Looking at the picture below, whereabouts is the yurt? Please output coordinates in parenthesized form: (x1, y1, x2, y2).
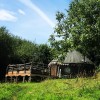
(49, 50, 95, 78)
(59, 50, 95, 77)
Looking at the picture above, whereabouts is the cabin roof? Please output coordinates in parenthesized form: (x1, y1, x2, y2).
(64, 50, 93, 64)
(48, 59, 61, 67)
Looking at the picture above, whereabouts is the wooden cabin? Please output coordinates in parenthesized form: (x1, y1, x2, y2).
(5, 63, 49, 82)
(48, 50, 95, 78)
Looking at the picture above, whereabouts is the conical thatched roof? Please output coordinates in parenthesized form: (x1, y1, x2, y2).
(64, 50, 93, 64)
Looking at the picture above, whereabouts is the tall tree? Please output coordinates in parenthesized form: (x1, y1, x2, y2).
(0, 27, 14, 65)
(49, 0, 100, 64)
(0, 27, 14, 80)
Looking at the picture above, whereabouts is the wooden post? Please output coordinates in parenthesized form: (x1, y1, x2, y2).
(14, 77, 16, 83)
(11, 76, 13, 83)
(70, 74, 72, 78)
(16, 76, 18, 83)
(23, 76, 25, 83)
(29, 65, 32, 82)
(5, 76, 7, 82)
(59, 69, 61, 78)
(28, 76, 31, 82)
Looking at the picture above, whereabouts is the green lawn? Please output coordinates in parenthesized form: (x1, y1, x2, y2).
(0, 74, 100, 100)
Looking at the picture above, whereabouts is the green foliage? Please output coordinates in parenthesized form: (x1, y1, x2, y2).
(0, 27, 36, 64)
(67, 0, 100, 61)
(0, 26, 53, 65)
(49, 0, 100, 64)
(34, 44, 53, 64)
(0, 27, 15, 80)
(15, 40, 37, 63)
(0, 27, 14, 65)
(0, 76, 100, 100)
(0, 83, 24, 100)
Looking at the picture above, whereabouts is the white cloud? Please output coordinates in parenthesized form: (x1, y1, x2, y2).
(19, 0, 55, 28)
(18, 9, 25, 15)
(0, 9, 17, 22)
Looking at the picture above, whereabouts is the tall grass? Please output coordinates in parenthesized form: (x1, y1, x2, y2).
(0, 73, 100, 100)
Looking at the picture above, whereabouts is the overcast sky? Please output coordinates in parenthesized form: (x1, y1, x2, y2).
(0, 0, 72, 44)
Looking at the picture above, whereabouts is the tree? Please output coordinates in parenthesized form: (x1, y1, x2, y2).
(15, 40, 37, 63)
(0, 27, 14, 80)
(0, 27, 14, 65)
(49, 0, 100, 64)
(32, 44, 53, 65)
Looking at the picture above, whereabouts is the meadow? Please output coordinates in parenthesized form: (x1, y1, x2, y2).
(0, 73, 100, 100)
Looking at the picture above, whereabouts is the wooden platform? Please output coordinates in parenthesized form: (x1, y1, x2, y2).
(5, 63, 49, 82)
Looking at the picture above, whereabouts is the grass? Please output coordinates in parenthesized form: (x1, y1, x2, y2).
(0, 73, 100, 100)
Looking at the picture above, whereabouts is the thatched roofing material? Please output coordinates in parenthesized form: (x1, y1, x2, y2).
(64, 50, 93, 64)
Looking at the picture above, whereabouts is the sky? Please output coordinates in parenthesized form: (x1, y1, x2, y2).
(0, 0, 72, 44)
